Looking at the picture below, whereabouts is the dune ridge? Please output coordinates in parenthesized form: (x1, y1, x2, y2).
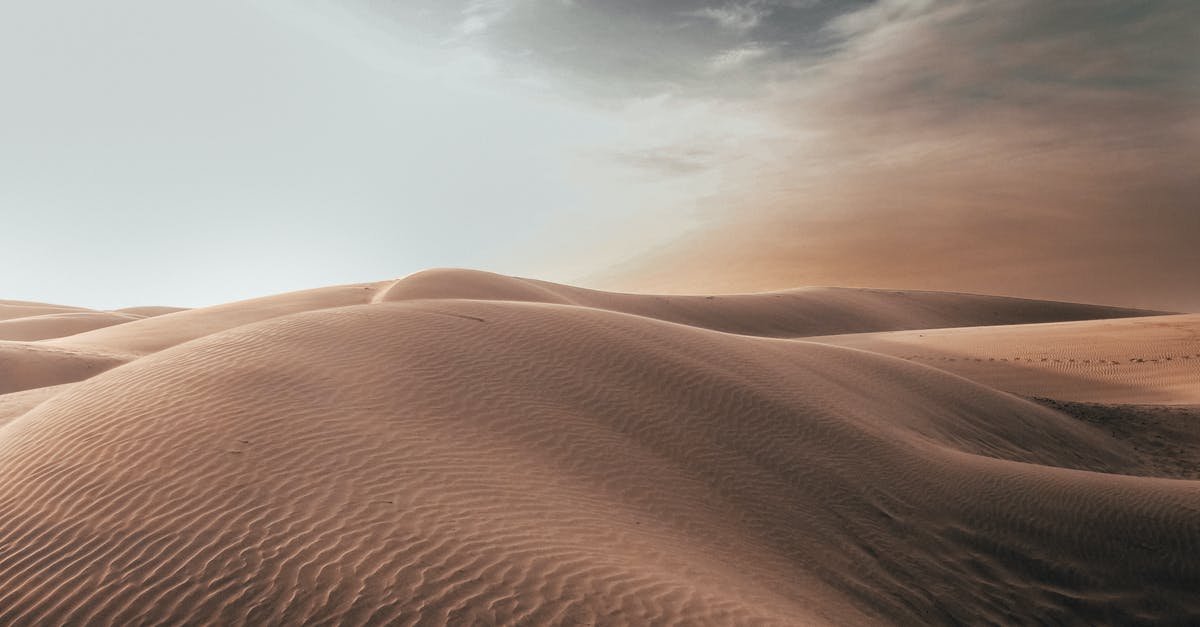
(381, 269, 1166, 338)
(0, 270, 1194, 625)
(7, 268, 1159, 400)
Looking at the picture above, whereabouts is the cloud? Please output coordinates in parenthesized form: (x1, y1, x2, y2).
(353, 0, 867, 97)
(824, 0, 935, 38)
(456, 0, 513, 36)
(709, 43, 772, 70)
(689, 2, 769, 31)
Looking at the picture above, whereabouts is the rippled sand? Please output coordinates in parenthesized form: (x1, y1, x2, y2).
(0, 270, 1195, 624)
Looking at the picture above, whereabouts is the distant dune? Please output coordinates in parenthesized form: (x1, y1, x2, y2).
(0, 269, 1195, 624)
(810, 315, 1200, 404)
(0, 311, 145, 342)
(0, 299, 95, 321)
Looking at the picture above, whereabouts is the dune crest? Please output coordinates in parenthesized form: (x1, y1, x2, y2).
(381, 269, 1165, 338)
(0, 271, 1194, 625)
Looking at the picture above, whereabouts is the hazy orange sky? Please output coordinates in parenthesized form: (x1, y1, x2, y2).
(1, 1, 1196, 310)
(590, 0, 1200, 311)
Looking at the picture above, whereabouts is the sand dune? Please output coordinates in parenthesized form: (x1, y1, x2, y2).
(114, 305, 189, 318)
(810, 315, 1200, 404)
(0, 297, 184, 341)
(0, 304, 186, 393)
(383, 269, 1163, 338)
(51, 282, 389, 356)
(38, 268, 1157, 368)
(0, 383, 73, 428)
(0, 271, 1195, 624)
(1032, 399, 1200, 480)
(0, 299, 93, 322)
(0, 311, 145, 341)
(0, 341, 128, 395)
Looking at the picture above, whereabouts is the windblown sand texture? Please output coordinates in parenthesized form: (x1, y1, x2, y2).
(0, 269, 1196, 625)
(809, 315, 1200, 404)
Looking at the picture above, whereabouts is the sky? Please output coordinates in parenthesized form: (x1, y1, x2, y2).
(1, 0, 1197, 310)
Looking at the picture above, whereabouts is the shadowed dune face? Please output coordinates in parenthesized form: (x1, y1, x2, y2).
(0, 302, 190, 396)
(0, 342, 127, 395)
(0, 271, 1196, 624)
(1032, 399, 1200, 480)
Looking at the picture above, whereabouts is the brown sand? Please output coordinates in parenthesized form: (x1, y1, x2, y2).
(0, 311, 146, 341)
(0, 342, 127, 395)
(0, 301, 188, 394)
(0, 299, 93, 322)
(383, 269, 1162, 338)
(0, 270, 1195, 624)
(809, 315, 1200, 404)
(1030, 399, 1200, 479)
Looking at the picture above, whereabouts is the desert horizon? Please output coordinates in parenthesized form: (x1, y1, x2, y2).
(3, 0, 1197, 624)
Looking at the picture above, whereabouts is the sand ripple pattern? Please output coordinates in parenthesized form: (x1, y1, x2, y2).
(0, 296, 1196, 625)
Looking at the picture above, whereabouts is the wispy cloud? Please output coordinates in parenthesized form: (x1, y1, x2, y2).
(456, 0, 513, 36)
(709, 43, 772, 70)
(688, 2, 769, 31)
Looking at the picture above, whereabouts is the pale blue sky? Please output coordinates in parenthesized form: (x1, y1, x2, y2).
(2, 1, 1196, 310)
(0, 0, 730, 308)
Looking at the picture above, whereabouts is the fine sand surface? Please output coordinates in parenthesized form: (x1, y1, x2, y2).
(0, 299, 93, 322)
(0, 311, 145, 342)
(809, 315, 1200, 404)
(0, 301, 186, 394)
(0, 269, 1195, 625)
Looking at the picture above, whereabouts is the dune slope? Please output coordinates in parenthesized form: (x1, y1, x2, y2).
(0, 299, 94, 322)
(0, 311, 144, 341)
(809, 315, 1200, 404)
(50, 282, 389, 356)
(10, 269, 1153, 404)
(1032, 398, 1200, 479)
(0, 297, 1196, 625)
(0, 303, 191, 393)
(0, 342, 128, 395)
